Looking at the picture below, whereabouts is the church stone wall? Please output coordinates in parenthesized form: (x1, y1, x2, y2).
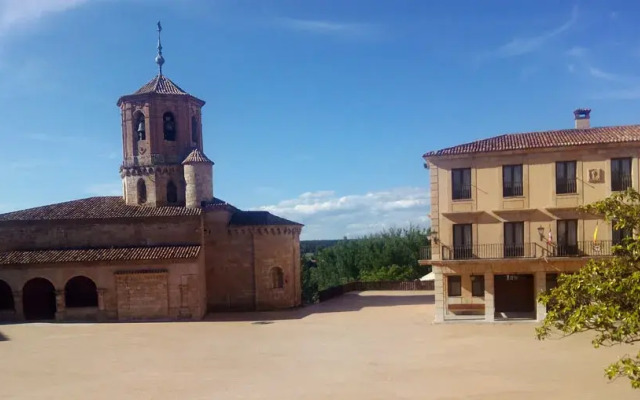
(0, 216, 201, 251)
(0, 255, 206, 321)
(202, 210, 256, 310)
(253, 229, 301, 310)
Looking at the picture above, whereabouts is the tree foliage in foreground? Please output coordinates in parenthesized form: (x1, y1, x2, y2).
(536, 188, 640, 388)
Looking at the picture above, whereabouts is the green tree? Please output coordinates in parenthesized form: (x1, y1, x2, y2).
(536, 188, 640, 388)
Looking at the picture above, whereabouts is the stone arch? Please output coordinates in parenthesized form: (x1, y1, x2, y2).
(271, 267, 284, 289)
(64, 276, 98, 308)
(163, 111, 176, 141)
(167, 180, 178, 204)
(191, 115, 199, 144)
(133, 111, 146, 141)
(23, 278, 56, 320)
(137, 178, 147, 204)
(0, 280, 14, 311)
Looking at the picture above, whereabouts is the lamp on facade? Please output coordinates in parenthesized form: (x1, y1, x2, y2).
(537, 226, 545, 241)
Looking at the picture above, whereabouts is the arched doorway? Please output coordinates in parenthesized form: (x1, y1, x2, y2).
(65, 276, 98, 308)
(0, 280, 14, 311)
(23, 278, 56, 320)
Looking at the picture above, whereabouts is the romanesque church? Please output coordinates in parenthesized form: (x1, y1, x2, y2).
(0, 25, 302, 322)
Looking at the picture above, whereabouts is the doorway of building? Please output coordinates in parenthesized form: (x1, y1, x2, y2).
(23, 278, 56, 320)
(494, 274, 534, 316)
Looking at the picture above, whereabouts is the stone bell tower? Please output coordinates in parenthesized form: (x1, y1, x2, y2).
(117, 22, 211, 207)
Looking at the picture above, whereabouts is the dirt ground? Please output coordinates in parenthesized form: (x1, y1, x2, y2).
(0, 291, 637, 399)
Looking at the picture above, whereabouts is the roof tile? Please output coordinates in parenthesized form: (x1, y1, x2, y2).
(424, 125, 640, 157)
(134, 74, 189, 95)
(0, 196, 201, 222)
(0, 245, 200, 266)
(182, 148, 214, 164)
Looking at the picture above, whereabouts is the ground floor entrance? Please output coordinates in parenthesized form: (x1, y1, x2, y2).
(494, 274, 534, 315)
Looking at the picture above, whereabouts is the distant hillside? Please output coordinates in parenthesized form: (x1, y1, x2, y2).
(301, 240, 341, 254)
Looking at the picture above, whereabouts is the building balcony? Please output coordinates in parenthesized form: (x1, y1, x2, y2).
(438, 241, 615, 261)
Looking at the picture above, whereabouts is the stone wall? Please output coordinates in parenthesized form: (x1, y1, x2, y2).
(0, 216, 201, 251)
(0, 256, 206, 321)
(202, 209, 302, 311)
(203, 210, 255, 310)
(253, 227, 301, 310)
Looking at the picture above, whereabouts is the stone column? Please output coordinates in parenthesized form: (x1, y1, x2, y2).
(535, 271, 546, 321)
(12, 290, 24, 321)
(484, 271, 495, 322)
(55, 290, 65, 322)
(97, 289, 107, 322)
(434, 268, 444, 323)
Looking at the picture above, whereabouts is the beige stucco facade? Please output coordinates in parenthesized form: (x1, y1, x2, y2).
(422, 115, 640, 322)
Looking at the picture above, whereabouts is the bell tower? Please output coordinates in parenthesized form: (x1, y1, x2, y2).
(117, 22, 209, 207)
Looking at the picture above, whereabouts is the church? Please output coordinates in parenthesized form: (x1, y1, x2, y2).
(0, 24, 302, 322)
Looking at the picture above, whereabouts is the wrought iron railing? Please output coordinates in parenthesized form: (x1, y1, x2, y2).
(419, 246, 432, 260)
(612, 174, 632, 191)
(503, 182, 523, 197)
(556, 178, 577, 194)
(440, 241, 614, 260)
(452, 185, 471, 200)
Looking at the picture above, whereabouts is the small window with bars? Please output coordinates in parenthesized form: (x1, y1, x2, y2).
(447, 275, 461, 297)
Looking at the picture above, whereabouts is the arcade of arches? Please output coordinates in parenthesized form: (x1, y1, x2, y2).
(1, 276, 101, 321)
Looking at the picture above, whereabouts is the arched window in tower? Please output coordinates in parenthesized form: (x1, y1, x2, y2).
(163, 112, 176, 141)
(135, 113, 146, 141)
(166, 180, 178, 204)
(191, 116, 199, 145)
(137, 179, 147, 204)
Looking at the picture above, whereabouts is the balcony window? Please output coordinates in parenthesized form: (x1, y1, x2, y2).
(447, 275, 461, 297)
(557, 220, 578, 256)
(504, 222, 524, 257)
(612, 222, 633, 246)
(452, 168, 471, 200)
(453, 224, 472, 260)
(556, 161, 577, 194)
(503, 164, 523, 197)
(471, 275, 485, 297)
(611, 158, 632, 191)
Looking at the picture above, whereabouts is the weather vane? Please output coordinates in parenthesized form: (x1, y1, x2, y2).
(155, 21, 165, 75)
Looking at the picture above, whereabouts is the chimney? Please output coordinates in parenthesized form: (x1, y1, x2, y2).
(573, 108, 591, 129)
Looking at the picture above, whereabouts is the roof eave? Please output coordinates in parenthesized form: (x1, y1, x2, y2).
(116, 93, 206, 107)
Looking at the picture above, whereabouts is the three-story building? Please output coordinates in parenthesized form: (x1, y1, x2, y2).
(421, 109, 638, 322)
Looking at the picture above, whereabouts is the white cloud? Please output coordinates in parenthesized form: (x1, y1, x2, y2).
(566, 46, 587, 58)
(490, 6, 578, 59)
(588, 66, 632, 83)
(86, 182, 122, 196)
(0, 0, 91, 37)
(277, 17, 381, 39)
(259, 187, 430, 240)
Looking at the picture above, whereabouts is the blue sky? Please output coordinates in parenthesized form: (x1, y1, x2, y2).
(1, 0, 639, 239)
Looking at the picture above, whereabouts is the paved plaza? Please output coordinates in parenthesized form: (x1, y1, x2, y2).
(0, 291, 636, 399)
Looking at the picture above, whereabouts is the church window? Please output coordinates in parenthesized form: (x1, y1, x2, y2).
(167, 180, 178, 203)
(163, 112, 176, 141)
(271, 267, 284, 289)
(135, 113, 146, 141)
(137, 179, 147, 204)
(191, 116, 199, 144)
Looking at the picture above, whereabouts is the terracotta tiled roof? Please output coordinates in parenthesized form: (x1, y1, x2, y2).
(0, 197, 201, 222)
(182, 148, 214, 164)
(133, 74, 188, 95)
(423, 125, 640, 157)
(0, 245, 200, 266)
(229, 211, 302, 226)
